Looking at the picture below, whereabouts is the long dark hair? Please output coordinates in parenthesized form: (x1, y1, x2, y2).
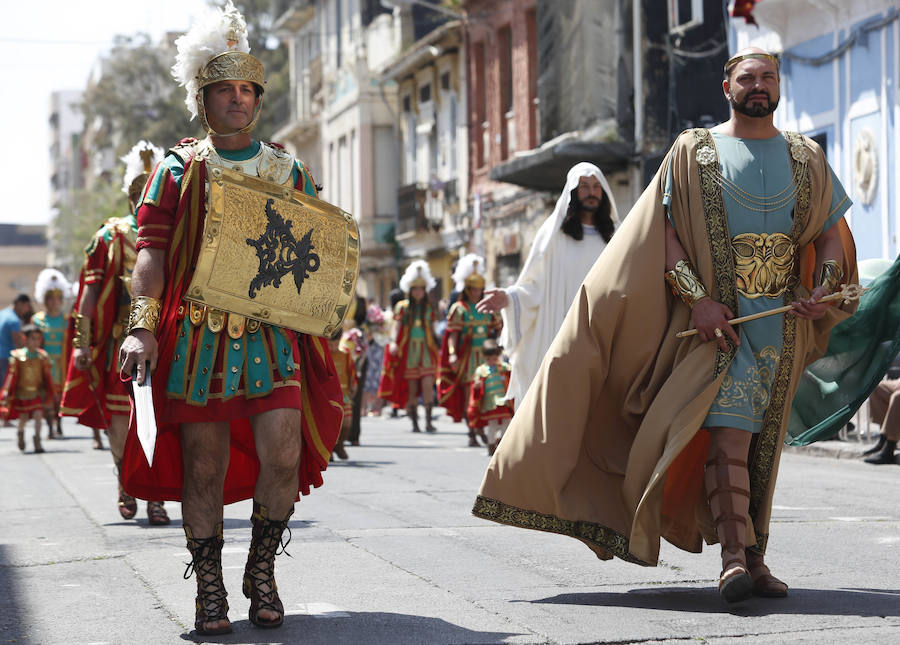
(560, 188, 614, 243)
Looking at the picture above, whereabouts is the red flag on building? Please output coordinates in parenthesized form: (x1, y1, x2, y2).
(731, 0, 760, 26)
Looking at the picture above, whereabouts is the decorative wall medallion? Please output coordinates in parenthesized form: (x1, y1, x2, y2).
(853, 128, 878, 205)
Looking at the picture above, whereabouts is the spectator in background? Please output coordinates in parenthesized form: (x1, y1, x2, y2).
(863, 378, 900, 465)
(0, 294, 31, 384)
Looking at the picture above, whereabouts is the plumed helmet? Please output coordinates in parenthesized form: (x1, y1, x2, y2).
(399, 260, 436, 293)
(34, 268, 71, 305)
(121, 140, 164, 207)
(171, 0, 265, 135)
(452, 253, 486, 292)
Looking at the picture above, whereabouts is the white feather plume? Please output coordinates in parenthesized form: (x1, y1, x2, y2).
(171, 0, 251, 119)
(452, 253, 486, 292)
(399, 260, 436, 293)
(34, 268, 71, 305)
(121, 140, 164, 196)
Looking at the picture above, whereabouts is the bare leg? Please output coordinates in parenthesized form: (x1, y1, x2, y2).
(249, 407, 302, 624)
(16, 415, 26, 451)
(406, 379, 421, 432)
(32, 411, 44, 453)
(181, 421, 230, 537)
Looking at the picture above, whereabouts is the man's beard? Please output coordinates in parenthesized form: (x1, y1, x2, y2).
(575, 196, 600, 213)
(730, 91, 779, 117)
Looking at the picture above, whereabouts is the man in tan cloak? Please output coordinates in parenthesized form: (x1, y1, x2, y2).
(473, 48, 858, 603)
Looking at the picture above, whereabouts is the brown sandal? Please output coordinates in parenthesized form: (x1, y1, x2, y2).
(118, 485, 138, 520)
(147, 501, 170, 526)
(746, 550, 789, 598)
(244, 503, 292, 629)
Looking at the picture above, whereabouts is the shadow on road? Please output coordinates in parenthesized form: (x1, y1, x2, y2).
(0, 545, 28, 642)
(179, 612, 519, 644)
(529, 586, 900, 617)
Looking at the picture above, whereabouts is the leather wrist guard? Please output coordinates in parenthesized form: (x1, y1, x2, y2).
(665, 259, 709, 308)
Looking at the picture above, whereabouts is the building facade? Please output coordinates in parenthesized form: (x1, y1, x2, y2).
(733, 0, 900, 263)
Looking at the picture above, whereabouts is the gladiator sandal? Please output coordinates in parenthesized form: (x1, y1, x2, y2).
(467, 422, 479, 447)
(705, 452, 753, 603)
(183, 523, 231, 636)
(745, 548, 789, 598)
(424, 404, 436, 432)
(407, 404, 421, 433)
(33, 432, 44, 454)
(147, 501, 171, 525)
(243, 502, 292, 629)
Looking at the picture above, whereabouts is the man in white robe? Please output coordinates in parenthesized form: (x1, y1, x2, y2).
(477, 162, 618, 403)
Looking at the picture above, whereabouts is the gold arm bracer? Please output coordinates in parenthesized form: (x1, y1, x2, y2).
(127, 296, 162, 336)
(818, 259, 844, 295)
(665, 259, 710, 308)
(72, 313, 92, 349)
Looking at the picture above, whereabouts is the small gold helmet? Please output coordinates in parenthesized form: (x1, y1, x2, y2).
(453, 253, 487, 293)
(172, 1, 266, 136)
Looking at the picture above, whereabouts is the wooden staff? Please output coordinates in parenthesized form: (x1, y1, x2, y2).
(675, 283, 866, 339)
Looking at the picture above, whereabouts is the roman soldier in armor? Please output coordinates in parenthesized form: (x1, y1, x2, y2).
(117, 2, 344, 635)
(61, 140, 170, 525)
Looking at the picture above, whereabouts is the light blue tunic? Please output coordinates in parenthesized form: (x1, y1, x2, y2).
(666, 132, 850, 432)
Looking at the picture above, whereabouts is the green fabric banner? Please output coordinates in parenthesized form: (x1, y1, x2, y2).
(787, 255, 900, 446)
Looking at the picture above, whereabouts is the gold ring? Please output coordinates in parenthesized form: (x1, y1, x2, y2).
(714, 328, 723, 338)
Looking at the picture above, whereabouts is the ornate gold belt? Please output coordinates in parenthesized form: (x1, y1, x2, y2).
(732, 232, 796, 299)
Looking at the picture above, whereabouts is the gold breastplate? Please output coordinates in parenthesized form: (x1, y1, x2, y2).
(732, 232, 795, 299)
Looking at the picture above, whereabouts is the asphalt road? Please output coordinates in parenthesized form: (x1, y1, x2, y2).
(1, 410, 898, 644)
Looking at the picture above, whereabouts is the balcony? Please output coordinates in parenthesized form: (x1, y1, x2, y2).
(396, 183, 429, 236)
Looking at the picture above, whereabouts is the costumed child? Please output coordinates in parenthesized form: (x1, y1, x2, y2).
(31, 268, 71, 441)
(378, 260, 440, 433)
(328, 322, 364, 460)
(438, 254, 502, 446)
(467, 339, 514, 456)
(1, 325, 56, 453)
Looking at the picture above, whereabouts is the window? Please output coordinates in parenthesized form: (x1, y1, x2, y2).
(403, 94, 412, 113)
(419, 83, 431, 104)
(667, 0, 703, 34)
(441, 71, 451, 91)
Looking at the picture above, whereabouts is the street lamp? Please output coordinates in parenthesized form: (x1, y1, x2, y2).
(380, 0, 462, 20)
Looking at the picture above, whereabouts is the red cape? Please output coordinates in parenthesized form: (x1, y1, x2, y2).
(60, 220, 130, 430)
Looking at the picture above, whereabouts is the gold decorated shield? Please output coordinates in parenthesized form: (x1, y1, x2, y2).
(184, 165, 359, 337)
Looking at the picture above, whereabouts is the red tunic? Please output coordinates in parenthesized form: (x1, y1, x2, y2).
(119, 140, 343, 504)
(377, 299, 438, 408)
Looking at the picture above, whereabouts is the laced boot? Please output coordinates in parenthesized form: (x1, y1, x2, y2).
(33, 432, 44, 454)
(244, 502, 293, 629)
(16, 428, 25, 452)
(864, 439, 897, 465)
(408, 404, 421, 433)
(183, 523, 231, 636)
(862, 434, 886, 456)
(424, 404, 436, 432)
(705, 451, 752, 603)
